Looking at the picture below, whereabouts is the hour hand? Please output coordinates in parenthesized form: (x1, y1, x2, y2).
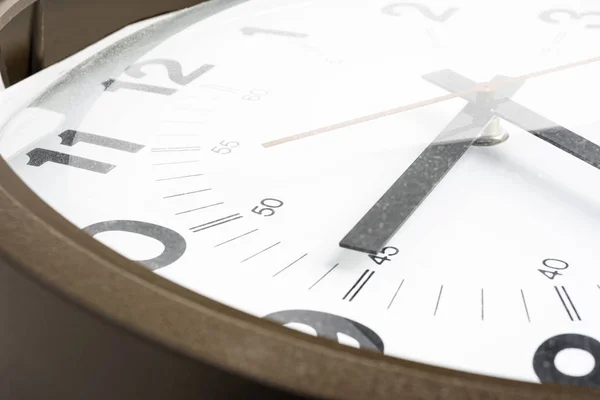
(424, 69, 600, 171)
(339, 77, 524, 254)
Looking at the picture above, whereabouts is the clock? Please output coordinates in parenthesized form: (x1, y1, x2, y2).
(1, 0, 600, 398)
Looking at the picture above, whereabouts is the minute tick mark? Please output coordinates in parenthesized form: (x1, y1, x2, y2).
(151, 146, 202, 152)
(308, 264, 339, 290)
(241, 242, 281, 263)
(160, 120, 206, 125)
(156, 173, 204, 181)
(521, 289, 531, 323)
(481, 288, 484, 321)
(164, 188, 211, 199)
(198, 84, 239, 93)
(387, 279, 405, 309)
(214, 228, 258, 247)
(273, 253, 308, 277)
(434, 285, 444, 316)
(175, 202, 223, 215)
(152, 160, 201, 166)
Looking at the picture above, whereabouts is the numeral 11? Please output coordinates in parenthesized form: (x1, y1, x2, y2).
(26, 130, 144, 174)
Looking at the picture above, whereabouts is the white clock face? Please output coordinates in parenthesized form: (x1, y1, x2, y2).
(2, 0, 600, 387)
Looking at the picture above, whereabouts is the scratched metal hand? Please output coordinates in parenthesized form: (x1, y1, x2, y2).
(339, 75, 523, 254)
(426, 70, 600, 170)
(340, 69, 600, 254)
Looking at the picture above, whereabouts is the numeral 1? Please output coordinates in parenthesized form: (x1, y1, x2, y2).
(26, 130, 144, 174)
(102, 79, 177, 96)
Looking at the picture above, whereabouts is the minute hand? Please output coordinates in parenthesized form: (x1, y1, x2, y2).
(425, 70, 600, 170)
(339, 76, 523, 254)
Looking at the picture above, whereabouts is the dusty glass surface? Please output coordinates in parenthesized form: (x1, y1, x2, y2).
(2, 0, 600, 387)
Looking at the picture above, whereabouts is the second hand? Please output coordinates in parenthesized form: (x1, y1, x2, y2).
(262, 54, 600, 148)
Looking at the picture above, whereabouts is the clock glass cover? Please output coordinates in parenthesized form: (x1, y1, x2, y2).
(2, 0, 600, 389)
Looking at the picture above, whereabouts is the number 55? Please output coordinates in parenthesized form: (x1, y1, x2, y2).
(211, 140, 240, 155)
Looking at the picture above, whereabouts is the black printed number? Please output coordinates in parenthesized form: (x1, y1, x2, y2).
(242, 89, 268, 101)
(264, 309, 384, 352)
(211, 140, 240, 155)
(539, 258, 569, 280)
(534, 334, 600, 387)
(83, 220, 186, 271)
(369, 246, 399, 265)
(540, 9, 600, 29)
(104, 59, 214, 95)
(251, 198, 284, 217)
(382, 2, 458, 22)
(126, 59, 215, 85)
(26, 130, 143, 174)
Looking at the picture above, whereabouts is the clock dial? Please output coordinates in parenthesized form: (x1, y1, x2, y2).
(3, 0, 600, 389)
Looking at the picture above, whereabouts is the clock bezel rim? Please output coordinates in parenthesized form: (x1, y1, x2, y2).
(0, 0, 599, 397)
(3, 156, 594, 400)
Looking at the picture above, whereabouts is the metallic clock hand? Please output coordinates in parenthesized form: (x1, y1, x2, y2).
(263, 55, 600, 148)
(339, 76, 524, 254)
(425, 70, 600, 170)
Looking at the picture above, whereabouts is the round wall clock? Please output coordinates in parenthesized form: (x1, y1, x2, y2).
(1, 0, 600, 398)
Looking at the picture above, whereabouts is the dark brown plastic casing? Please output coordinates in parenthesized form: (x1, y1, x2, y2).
(1, 1, 600, 399)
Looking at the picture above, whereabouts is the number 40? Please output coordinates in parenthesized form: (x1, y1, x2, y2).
(538, 258, 569, 280)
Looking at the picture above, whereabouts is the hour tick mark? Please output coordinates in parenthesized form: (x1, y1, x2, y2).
(190, 213, 242, 232)
(555, 286, 581, 321)
(343, 270, 370, 300)
(241, 242, 281, 263)
(349, 271, 375, 302)
(308, 264, 339, 290)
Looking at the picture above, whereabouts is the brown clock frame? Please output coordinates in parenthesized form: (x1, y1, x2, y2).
(0, 0, 598, 398)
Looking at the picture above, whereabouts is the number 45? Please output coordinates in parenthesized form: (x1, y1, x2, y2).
(369, 246, 399, 265)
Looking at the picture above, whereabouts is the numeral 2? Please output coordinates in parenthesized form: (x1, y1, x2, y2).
(382, 2, 459, 22)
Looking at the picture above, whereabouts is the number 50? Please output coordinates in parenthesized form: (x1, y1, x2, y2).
(251, 198, 284, 217)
